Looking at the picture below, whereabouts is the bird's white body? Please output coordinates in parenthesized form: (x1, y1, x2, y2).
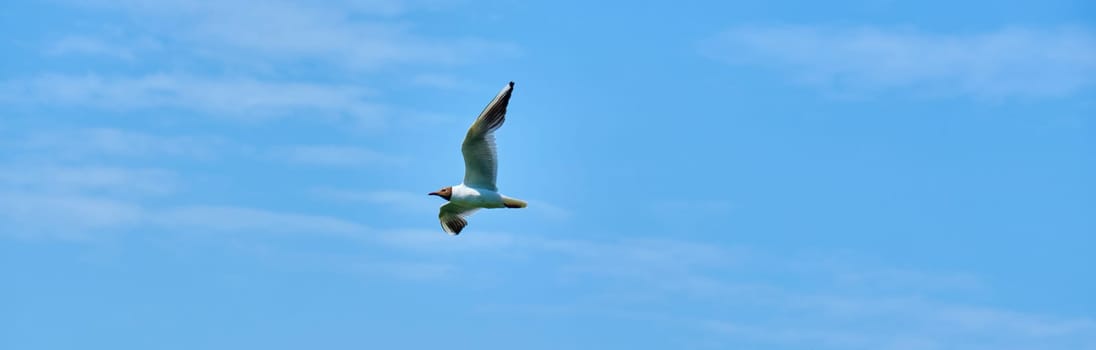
(450, 184, 505, 209)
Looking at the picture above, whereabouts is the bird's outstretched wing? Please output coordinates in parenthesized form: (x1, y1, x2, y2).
(438, 202, 480, 235)
(461, 81, 514, 191)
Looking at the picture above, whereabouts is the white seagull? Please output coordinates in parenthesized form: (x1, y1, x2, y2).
(429, 81, 526, 235)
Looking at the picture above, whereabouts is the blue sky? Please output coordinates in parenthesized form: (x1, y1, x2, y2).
(1, 0, 1094, 349)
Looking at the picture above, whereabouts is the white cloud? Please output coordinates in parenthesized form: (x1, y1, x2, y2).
(362, 229, 1096, 348)
(43, 36, 139, 60)
(0, 199, 375, 242)
(153, 205, 368, 237)
(312, 188, 434, 212)
(703, 295, 1096, 350)
(2, 74, 383, 122)
(354, 260, 458, 281)
(15, 128, 227, 160)
(703, 25, 1096, 98)
(829, 266, 983, 294)
(0, 165, 177, 197)
(366, 230, 743, 293)
(651, 199, 735, 215)
(278, 145, 407, 167)
(373, 228, 519, 253)
(66, 0, 516, 70)
(525, 199, 573, 220)
(703, 321, 876, 348)
(0, 193, 143, 240)
(2, 179, 1091, 349)
(410, 74, 463, 89)
(0, 163, 171, 239)
(20, 0, 515, 128)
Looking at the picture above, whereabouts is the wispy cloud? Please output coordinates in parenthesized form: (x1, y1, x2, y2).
(704, 295, 1096, 350)
(0, 193, 143, 240)
(524, 199, 573, 220)
(0, 165, 177, 197)
(359, 228, 1096, 348)
(1, 132, 1085, 347)
(3, 178, 1091, 349)
(0, 163, 167, 239)
(14, 128, 228, 160)
(353, 260, 458, 281)
(278, 145, 407, 167)
(702, 25, 1096, 98)
(2, 74, 383, 122)
(373, 228, 520, 253)
(371, 230, 743, 290)
(43, 36, 141, 60)
(312, 188, 434, 211)
(0, 198, 370, 241)
(66, 0, 516, 70)
(18, 0, 515, 129)
(650, 199, 735, 215)
(410, 73, 464, 90)
(153, 205, 368, 237)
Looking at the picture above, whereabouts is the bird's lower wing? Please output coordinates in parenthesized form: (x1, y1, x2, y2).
(438, 202, 480, 235)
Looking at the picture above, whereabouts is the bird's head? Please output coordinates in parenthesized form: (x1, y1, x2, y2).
(428, 186, 453, 201)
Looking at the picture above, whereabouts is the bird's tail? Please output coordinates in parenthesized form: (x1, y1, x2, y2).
(502, 196, 527, 208)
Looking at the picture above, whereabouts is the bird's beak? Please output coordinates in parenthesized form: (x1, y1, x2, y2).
(428, 191, 439, 197)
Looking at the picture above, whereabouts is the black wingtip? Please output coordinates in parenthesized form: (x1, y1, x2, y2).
(508, 81, 514, 87)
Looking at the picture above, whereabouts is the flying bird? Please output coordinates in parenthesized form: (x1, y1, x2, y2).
(429, 81, 526, 235)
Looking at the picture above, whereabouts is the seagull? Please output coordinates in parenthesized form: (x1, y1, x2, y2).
(429, 81, 526, 235)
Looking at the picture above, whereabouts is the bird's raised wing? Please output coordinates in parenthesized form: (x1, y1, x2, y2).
(438, 202, 480, 235)
(461, 81, 514, 191)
